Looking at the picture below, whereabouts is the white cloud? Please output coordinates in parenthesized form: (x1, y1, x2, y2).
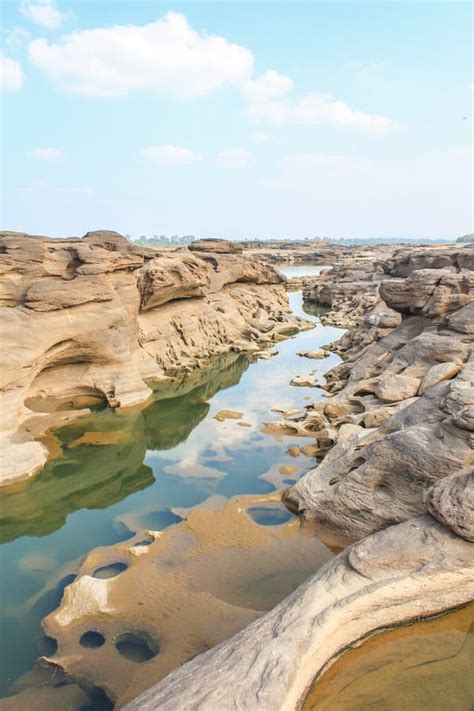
(249, 92, 403, 133)
(0, 54, 24, 92)
(216, 149, 251, 168)
(28, 11, 254, 97)
(4, 27, 31, 50)
(24, 10, 401, 134)
(19, 0, 67, 30)
(141, 145, 201, 166)
(29, 147, 64, 160)
(242, 68, 293, 101)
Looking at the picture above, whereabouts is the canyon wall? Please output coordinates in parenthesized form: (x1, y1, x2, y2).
(0, 232, 307, 487)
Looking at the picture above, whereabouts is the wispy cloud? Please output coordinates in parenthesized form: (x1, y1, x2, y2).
(249, 92, 404, 133)
(28, 147, 64, 160)
(141, 145, 201, 166)
(0, 54, 24, 92)
(19, 0, 68, 30)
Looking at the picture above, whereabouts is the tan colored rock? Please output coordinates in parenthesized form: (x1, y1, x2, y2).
(447, 301, 474, 334)
(424, 469, 474, 541)
(123, 516, 474, 711)
(285, 248, 474, 541)
(0, 231, 309, 487)
(375, 373, 420, 402)
(297, 350, 326, 359)
(42, 494, 333, 707)
(419, 361, 462, 394)
(290, 376, 318, 387)
(188, 238, 243, 254)
(213, 410, 244, 422)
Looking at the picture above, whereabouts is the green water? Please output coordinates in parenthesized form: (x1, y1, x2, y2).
(0, 292, 344, 699)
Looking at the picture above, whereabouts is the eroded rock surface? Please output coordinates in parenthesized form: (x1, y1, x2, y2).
(0, 231, 308, 486)
(287, 246, 474, 541)
(40, 494, 332, 707)
(117, 245, 474, 710)
(124, 515, 474, 711)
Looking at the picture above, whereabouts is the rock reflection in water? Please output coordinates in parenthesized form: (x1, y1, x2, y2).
(0, 354, 248, 544)
(302, 603, 474, 711)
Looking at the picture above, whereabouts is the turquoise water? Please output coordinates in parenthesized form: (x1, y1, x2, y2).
(0, 291, 343, 700)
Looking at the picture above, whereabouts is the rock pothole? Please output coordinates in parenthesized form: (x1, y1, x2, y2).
(92, 562, 128, 579)
(80, 631, 106, 649)
(114, 632, 159, 662)
(246, 505, 293, 527)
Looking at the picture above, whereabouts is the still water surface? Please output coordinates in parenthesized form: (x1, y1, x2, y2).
(0, 291, 342, 698)
(277, 264, 328, 278)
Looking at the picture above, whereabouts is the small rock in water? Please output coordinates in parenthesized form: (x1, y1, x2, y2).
(237, 421, 252, 427)
(279, 465, 298, 476)
(214, 409, 244, 422)
(297, 350, 327, 359)
(283, 409, 304, 419)
(290, 376, 318, 387)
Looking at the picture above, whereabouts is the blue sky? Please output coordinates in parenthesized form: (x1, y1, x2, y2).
(1, 0, 472, 238)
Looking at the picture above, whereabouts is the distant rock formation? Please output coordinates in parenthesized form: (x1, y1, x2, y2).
(0, 231, 309, 487)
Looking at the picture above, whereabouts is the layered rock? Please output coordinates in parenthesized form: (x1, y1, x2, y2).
(301, 244, 467, 330)
(0, 231, 308, 487)
(285, 247, 474, 542)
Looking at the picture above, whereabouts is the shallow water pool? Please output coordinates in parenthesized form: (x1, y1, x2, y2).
(0, 291, 342, 700)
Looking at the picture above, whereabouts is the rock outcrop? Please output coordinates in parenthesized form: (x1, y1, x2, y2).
(285, 247, 474, 542)
(301, 244, 468, 330)
(0, 231, 309, 487)
(123, 512, 474, 711)
(119, 245, 473, 710)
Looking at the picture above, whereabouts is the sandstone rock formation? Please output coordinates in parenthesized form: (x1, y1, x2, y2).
(302, 246, 400, 328)
(39, 493, 333, 707)
(124, 513, 474, 711)
(286, 247, 474, 542)
(118, 245, 473, 710)
(0, 231, 309, 487)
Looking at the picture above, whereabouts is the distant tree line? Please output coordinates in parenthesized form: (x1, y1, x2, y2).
(456, 233, 474, 243)
(125, 234, 196, 247)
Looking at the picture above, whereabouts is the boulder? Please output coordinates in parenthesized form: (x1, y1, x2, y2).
(188, 238, 243, 254)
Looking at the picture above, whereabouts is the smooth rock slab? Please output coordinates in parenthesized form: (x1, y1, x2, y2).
(123, 516, 474, 711)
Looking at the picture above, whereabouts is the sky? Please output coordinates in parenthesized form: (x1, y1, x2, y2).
(1, 0, 472, 239)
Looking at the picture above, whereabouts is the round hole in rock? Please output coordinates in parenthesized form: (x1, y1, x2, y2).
(81, 685, 114, 711)
(39, 634, 58, 656)
(115, 632, 159, 662)
(93, 562, 128, 579)
(133, 536, 154, 547)
(80, 631, 106, 649)
(246, 505, 293, 527)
